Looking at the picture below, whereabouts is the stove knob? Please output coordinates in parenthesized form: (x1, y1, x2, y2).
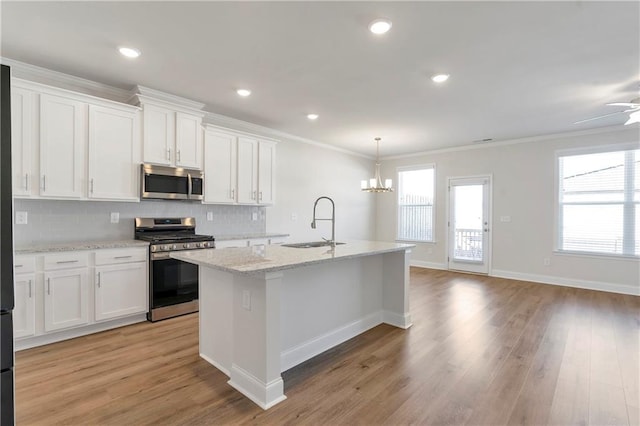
(172, 244, 177, 250)
(183, 243, 189, 249)
(150, 246, 156, 252)
(197, 242, 203, 248)
(162, 245, 169, 251)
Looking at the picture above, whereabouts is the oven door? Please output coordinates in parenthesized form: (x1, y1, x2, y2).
(150, 252, 198, 309)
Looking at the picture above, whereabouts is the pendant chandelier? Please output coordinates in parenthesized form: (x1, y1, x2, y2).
(361, 137, 393, 192)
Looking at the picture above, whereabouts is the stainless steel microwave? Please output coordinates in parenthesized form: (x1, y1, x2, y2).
(141, 164, 204, 201)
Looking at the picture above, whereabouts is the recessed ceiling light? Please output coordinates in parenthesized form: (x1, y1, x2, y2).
(431, 74, 450, 83)
(236, 89, 251, 97)
(369, 19, 392, 35)
(118, 47, 141, 58)
(307, 114, 319, 120)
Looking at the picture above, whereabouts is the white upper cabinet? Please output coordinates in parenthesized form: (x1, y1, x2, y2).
(204, 129, 237, 204)
(133, 86, 205, 169)
(203, 125, 277, 206)
(175, 112, 203, 169)
(39, 93, 86, 199)
(142, 104, 174, 166)
(88, 105, 140, 200)
(258, 141, 276, 205)
(237, 136, 259, 204)
(10, 87, 35, 197)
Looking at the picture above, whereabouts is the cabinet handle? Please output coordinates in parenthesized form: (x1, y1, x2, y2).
(42, 175, 46, 192)
(177, 150, 181, 162)
(231, 189, 235, 199)
(96, 272, 101, 288)
(15, 264, 23, 268)
(167, 148, 171, 161)
(114, 255, 132, 259)
(90, 178, 94, 194)
(56, 260, 78, 264)
(252, 190, 256, 200)
(259, 191, 263, 201)
(24, 174, 29, 191)
(28, 280, 32, 298)
(47, 278, 51, 295)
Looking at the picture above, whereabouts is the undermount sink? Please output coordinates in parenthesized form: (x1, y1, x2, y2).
(282, 241, 346, 248)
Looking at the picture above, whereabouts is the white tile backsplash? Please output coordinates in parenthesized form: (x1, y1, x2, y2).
(13, 199, 266, 246)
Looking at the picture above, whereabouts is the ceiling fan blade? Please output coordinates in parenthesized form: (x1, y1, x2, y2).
(606, 102, 640, 107)
(574, 110, 626, 124)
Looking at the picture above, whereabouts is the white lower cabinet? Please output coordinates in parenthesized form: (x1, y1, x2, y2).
(95, 261, 147, 322)
(43, 268, 89, 332)
(14, 273, 35, 339)
(14, 246, 149, 348)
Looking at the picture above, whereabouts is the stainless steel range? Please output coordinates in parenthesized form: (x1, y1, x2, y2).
(135, 217, 215, 322)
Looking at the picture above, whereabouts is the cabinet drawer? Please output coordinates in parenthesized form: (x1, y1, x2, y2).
(43, 252, 88, 271)
(95, 248, 147, 266)
(14, 256, 35, 274)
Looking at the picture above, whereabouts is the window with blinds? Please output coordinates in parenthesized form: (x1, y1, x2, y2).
(558, 148, 639, 256)
(397, 165, 435, 242)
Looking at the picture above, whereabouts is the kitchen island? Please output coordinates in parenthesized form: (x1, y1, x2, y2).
(171, 240, 414, 409)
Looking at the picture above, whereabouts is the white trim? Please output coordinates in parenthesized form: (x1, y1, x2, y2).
(382, 310, 413, 329)
(199, 353, 231, 377)
(553, 249, 640, 261)
(383, 125, 629, 161)
(555, 141, 640, 157)
(491, 269, 640, 296)
(280, 310, 383, 372)
(129, 85, 206, 111)
(228, 364, 286, 410)
(410, 260, 447, 270)
(2, 57, 132, 102)
(396, 164, 436, 242)
(14, 314, 147, 351)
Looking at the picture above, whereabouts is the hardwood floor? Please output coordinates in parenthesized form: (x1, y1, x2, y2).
(15, 268, 639, 425)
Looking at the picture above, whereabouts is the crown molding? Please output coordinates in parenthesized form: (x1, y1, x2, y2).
(129, 85, 206, 114)
(382, 124, 632, 160)
(1, 57, 131, 102)
(203, 111, 373, 160)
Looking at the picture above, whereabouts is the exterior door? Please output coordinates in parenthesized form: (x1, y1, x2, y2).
(447, 176, 491, 274)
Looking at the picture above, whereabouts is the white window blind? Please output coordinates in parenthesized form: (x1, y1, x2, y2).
(397, 166, 435, 242)
(558, 148, 639, 256)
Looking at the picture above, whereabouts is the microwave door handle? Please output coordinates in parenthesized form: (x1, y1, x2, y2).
(187, 173, 192, 199)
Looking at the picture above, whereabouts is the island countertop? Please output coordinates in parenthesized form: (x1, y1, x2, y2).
(171, 240, 414, 274)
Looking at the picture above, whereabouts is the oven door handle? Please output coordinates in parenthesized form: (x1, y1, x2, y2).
(187, 173, 193, 199)
(151, 251, 172, 260)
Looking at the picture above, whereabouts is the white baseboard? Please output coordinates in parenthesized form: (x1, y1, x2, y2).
(228, 364, 286, 410)
(200, 353, 230, 377)
(15, 314, 147, 351)
(280, 311, 383, 372)
(410, 260, 447, 270)
(383, 310, 412, 329)
(491, 269, 640, 296)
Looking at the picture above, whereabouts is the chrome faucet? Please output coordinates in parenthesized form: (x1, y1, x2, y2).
(311, 196, 335, 247)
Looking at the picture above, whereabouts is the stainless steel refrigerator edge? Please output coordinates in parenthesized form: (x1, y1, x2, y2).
(0, 64, 15, 425)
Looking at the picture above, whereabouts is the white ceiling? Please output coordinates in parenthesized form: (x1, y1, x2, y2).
(1, 1, 639, 157)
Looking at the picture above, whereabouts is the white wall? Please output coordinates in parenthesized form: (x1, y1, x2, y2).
(266, 137, 376, 242)
(376, 127, 640, 295)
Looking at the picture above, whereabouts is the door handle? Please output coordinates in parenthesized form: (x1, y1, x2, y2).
(177, 150, 181, 162)
(25, 174, 29, 191)
(96, 272, 101, 288)
(187, 174, 193, 198)
(167, 148, 171, 161)
(90, 178, 94, 194)
(231, 189, 235, 199)
(114, 255, 132, 259)
(42, 175, 46, 192)
(259, 191, 263, 201)
(56, 260, 78, 264)
(28, 279, 32, 298)
(47, 278, 51, 295)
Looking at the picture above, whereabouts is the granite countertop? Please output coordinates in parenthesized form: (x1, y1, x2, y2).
(215, 232, 289, 241)
(15, 239, 149, 255)
(171, 240, 414, 275)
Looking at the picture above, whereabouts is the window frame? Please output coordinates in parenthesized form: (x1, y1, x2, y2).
(554, 142, 639, 259)
(396, 163, 436, 243)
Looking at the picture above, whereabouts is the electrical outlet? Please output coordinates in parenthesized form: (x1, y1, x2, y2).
(543, 258, 551, 266)
(207, 212, 214, 221)
(15, 211, 28, 225)
(110, 212, 119, 224)
(252, 212, 258, 221)
(242, 290, 251, 310)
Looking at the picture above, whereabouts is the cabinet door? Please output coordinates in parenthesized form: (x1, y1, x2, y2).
(204, 130, 237, 204)
(43, 269, 89, 332)
(39, 94, 86, 198)
(13, 273, 35, 339)
(95, 262, 147, 322)
(142, 104, 174, 166)
(11, 87, 35, 197)
(88, 105, 140, 200)
(237, 137, 258, 204)
(258, 141, 276, 205)
(175, 112, 202, 169)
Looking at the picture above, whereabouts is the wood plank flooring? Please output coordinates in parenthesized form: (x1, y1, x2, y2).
(15, 268, 639, 425)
